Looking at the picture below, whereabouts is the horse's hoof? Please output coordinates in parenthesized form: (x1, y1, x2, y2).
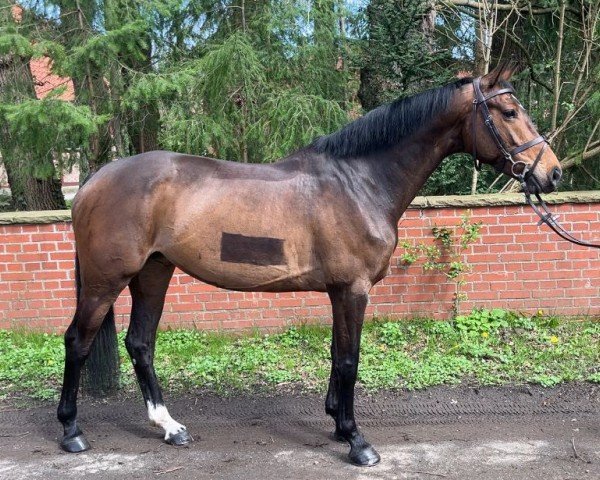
(166, 429, 193, 446)
(60, 434, 90, 453)
(349, 444, 381, 467)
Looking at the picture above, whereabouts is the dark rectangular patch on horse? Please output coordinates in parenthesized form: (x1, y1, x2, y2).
(220, 232, 285, 266)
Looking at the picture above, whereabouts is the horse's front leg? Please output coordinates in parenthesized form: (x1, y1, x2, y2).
(326, 283, 380, 466)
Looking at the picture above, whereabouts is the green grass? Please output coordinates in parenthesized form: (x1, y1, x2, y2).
(0, 309, 598, 402)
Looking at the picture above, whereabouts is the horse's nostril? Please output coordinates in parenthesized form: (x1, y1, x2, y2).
(551, 167, 562, 185)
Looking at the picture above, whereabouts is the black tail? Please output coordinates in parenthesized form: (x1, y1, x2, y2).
(77, 254, 120, 396)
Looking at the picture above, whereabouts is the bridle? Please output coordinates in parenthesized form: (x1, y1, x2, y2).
(471, 76, 600, 249)
(471, 77, 547, 181)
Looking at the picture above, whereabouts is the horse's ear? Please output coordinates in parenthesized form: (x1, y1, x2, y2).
(482, 60, 520, 87)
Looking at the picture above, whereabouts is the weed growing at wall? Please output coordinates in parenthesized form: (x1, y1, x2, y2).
(400, 211, 482, 316)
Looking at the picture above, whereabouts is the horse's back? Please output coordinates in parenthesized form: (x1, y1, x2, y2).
(71, 151, 326, 291)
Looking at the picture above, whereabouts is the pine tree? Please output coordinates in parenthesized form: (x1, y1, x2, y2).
(0, 1, 66, 210)
(358, 0, 451, 111)
(132, 0, 351, 163)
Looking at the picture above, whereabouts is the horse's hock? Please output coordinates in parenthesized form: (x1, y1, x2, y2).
(1, 191, 599, 333)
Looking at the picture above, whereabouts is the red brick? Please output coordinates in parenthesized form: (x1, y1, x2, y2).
(205, 301, 239, 311)
(271, 298, 302, 308)
(2, 272, 31, 281)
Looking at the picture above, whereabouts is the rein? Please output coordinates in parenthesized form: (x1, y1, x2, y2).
(522, 189, 600, 249)
(471, 77, 600, 249)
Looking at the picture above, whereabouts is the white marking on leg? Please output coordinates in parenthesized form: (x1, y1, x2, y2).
(146, 401, 187, 441)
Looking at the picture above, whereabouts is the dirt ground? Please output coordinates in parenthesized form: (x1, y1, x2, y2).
(0, 384, 598, 480)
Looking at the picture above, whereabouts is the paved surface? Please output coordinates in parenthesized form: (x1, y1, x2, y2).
(0, 384, 598, 479)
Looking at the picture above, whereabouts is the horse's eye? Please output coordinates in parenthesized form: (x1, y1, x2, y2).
(502, 109, 517, 119)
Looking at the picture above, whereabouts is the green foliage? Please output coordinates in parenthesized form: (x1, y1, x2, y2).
(0, 30, 33, 58)
(121, 3, 354, 162)
(60, 20, 149, 77)
(1, 312, 598, 402)
(0, 330, 64, 401)
(30, 40, 66, 64)
(122, 70, 192, 110)
(1, 0, 599, 207)
(0, 98, 101, 177)
(0, 192, 12, 212)
(455, 308, 514, 335)
(258, 90, 348, 161)
(198, 32, 265, 105)
(357, 0, 453, 110)
(401, 211, 482, 315)
(192, 31, 266, 159)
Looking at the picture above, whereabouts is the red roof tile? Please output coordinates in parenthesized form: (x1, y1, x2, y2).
(29, 57, 75, 101)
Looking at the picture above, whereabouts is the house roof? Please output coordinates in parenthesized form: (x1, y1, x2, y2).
(12, 4, 75, 101)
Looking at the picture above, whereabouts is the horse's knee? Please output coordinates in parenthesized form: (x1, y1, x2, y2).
(336, 357, 358, 381)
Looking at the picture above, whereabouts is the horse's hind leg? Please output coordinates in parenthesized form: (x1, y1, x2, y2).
(125, 254, 191, 446)
(57, 289, 124, 452)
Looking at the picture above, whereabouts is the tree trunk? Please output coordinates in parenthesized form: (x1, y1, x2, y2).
(125, 41, 160, 154)
(421, 0, 437, 53)
(104, 0, 161, 155)
(471, 4, 493, 194)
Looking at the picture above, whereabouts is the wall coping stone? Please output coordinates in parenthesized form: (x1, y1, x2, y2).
(0, 210, 71, 225)
(408, 191, 600, 209)
(1, 191, 599, 225)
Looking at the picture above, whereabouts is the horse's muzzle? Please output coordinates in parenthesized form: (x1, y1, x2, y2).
(523, 166, 560, 195)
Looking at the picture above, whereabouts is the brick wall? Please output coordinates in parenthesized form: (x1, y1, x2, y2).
(1, 192, 599, 332)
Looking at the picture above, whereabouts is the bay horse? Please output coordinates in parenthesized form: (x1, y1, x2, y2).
(57, 64, 562, 466)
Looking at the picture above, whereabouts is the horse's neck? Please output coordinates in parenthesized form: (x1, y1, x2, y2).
(354, 118, 464, 224)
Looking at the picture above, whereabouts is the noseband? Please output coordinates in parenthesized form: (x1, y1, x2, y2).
(471, 77, 600, 249)
(471, 77, 548, 183)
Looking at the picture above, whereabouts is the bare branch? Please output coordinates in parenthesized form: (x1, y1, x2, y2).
(561, 141, 600, 170)
(548, 84, 594, 143)
(500, 30, 553, 93)
(440, 0, 566, 15)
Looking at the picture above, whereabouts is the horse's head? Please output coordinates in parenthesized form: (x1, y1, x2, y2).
(465, 63, 562, 194)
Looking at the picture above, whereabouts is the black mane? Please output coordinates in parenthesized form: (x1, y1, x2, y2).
(312, 78, 473, 159)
